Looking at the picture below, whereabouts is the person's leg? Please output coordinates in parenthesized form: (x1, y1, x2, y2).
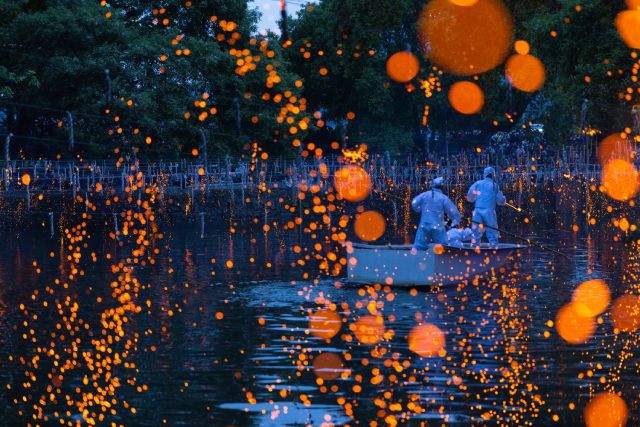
(433, 227, 447, 244)
(470, 210, 485, 245)
(414, 225, 429, 250)
(485, 210, 500, 246)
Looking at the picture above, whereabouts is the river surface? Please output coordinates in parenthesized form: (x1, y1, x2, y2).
(0, 205, 637, 426)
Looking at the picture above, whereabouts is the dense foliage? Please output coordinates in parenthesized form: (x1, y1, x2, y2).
(0, 0, 636, 158)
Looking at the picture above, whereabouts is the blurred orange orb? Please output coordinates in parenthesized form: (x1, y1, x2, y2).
(601, 159, 640, 201)
(616, 10, 640, 49)
(309, 309, 342, 339)
(571, 279, 610, 317)
(312, 352, 343, 380)
(597, 133, 634, 165)
(21, 173, 31, 186)
(448, 81, 485, 114)
(555, 303, 595, 344)
(584, 393, 628, 427)
(450, 0, 479, 5)
(611, 294, 640, 332)
(354, 211, 386, 241)
(514, 40, 530, 55)
(505, 54, 546, 92)
(418, 0, 513, 76)
(386, 51, 420, 83)
(628, 0, 640, 9)
(351, 315, 385, 345)
(408, 323, 446, 357)
(334, 165, 372, 202)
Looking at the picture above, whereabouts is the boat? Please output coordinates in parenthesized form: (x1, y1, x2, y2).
(345, 242, 527, 287)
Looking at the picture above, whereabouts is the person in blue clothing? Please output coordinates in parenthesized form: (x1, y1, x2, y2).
(466, 167, 506, 246)
(411, 177, 461, 250)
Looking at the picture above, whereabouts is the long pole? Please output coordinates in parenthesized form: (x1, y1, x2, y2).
(471, 220, 569, 259)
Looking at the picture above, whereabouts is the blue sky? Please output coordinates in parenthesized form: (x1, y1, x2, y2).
(250, 0, 311, 34)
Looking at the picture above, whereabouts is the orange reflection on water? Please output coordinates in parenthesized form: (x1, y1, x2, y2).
(309, 309, 342, 339)
(351, 315, 385, 345)
(555, 302, 595, 344)
(408, 323, 446, 357)
(584, 392, 628, 427)
(571, 279, 610, 317)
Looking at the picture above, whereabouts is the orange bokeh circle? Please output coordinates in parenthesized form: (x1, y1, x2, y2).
(571, 279, 610, 317)
(611, 294, 640, 332)
(505, 54, 546, 92)
(514, 40, 530, 55)
(450, 0, 479, 5)
(418, 0, 513, 76)
(354, 211, 386, 241)
(21, 173, 31, 186)
(351, 315, 385, 345)
(616, 10, 640, 49)
(597, 133, 634, 165)
(334, 165, 372, 202)
(584, 393, 628, 427)
(312, 352, 344, 380)
(601, 159, 640, 201)
(408, 323, 446, 357)
(386, 51, 420, 83)
(628, 0, 640, 9)
(555, 303, 595, 344)
(448, 81, 485, 114)
(309, 309, 342, 339)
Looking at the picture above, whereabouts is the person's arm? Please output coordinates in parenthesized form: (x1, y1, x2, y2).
(496, 186, 506, 206)
(445, 197, 461, 227)
(411, 192, 425, 212)
(466, 182, 477, 202)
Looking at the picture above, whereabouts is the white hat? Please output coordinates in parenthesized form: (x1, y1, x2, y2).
(483, 167, 495, 178)
(431, 177, 444, 187)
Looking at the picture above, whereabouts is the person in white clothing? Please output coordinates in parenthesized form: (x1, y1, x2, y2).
(412, 177, 461, 250)
(446, 227, 473, 247)
(466, 167, 506, 246)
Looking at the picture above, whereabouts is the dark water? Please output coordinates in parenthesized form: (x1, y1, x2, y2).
(0, 206, 637, 426)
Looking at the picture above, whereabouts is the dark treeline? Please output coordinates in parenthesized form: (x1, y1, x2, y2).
(0, 0, 635, 160)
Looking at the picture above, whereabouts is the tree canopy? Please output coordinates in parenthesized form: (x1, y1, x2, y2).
(0, 0, 637, 158)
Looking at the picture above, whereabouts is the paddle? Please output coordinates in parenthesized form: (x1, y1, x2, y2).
(471, 220, 570, 259)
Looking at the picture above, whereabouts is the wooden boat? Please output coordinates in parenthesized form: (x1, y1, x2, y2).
(345, 242, 527, 287)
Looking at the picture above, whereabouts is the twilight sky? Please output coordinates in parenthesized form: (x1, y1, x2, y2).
(250, 0, 312, 34)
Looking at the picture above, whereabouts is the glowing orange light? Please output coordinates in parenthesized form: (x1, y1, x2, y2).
(555, 303, 595, 344)
(433, 244, 444, 255)
(571, 279, 610, 317)
(197, 167, 205, 176)
(191, 148, 199, 156)
(611, 294, 640, 332)
(21, 173, 31, 186)
(584, 393, 628, 427)
(601, 159, 640, 201)
(418, 0, 513, 76)
(408, 323, 446, 357)
(505, 54, 546, 92)
(354, 211, 386, 241)
(448, 81, 484, 114)
(628, 0, 640, 9)
(309, 309, 342, 339)
(597, 133, 633, 165)
(514, 40, 530, 55)
(351, 315, 385, 345)
(450, 0, 479, 5)
(616, 10, 640, 49)
(313, 352, 343, 380)
(386, 51, 420, 83)
(334, 165, 372, 202)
